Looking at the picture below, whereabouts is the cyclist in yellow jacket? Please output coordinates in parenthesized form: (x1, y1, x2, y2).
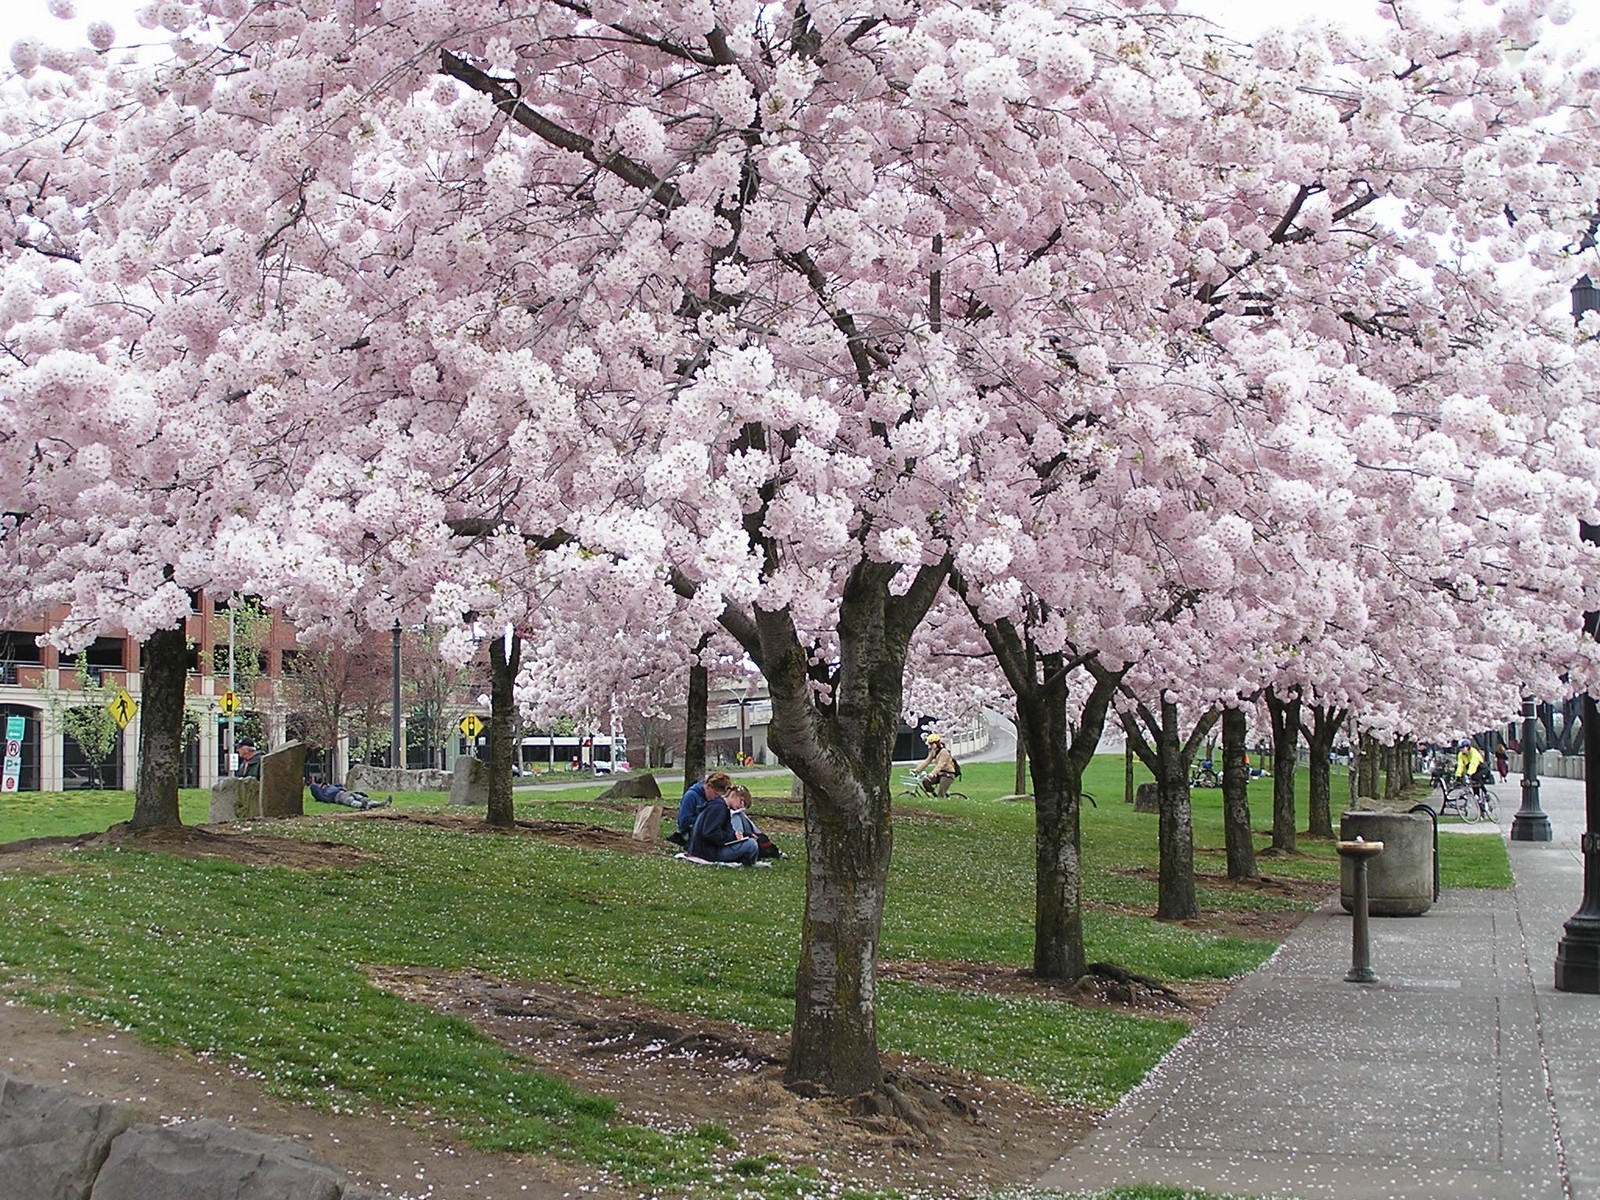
(1454, 738, 1486, 781)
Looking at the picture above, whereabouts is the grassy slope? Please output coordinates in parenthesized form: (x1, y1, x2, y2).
(0, 757, 1509, 1198)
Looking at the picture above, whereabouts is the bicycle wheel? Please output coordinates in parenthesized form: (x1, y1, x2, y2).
(1459, 788, 1480, 822)
(1482, 790, 1499, 822)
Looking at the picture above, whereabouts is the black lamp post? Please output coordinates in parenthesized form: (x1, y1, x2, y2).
(1510, 695, 1552, 841)
(1555, 275, 1600, 991)
(391, 620, 402, 771)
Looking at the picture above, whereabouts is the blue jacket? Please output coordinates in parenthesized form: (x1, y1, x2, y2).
(677, 781, 710, 837)
(688, 797, 740, 859)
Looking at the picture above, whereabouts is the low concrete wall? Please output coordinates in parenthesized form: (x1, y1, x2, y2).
(1541, 751, 1585, 780)
(345, 765, 452, 794)
(0, 1073, 377, 1200)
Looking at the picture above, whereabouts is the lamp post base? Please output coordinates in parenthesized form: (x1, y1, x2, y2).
(1555, 915, 1600, 993)
(1511, 812, 1553, 841)
(1511, 777, 1552, 842)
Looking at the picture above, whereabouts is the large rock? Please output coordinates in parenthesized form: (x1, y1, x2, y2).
(449, 755, 492, 806)
(1133, 782, 1160, 813)
(595, 772, 663, 802)
(631, 805, 662, 841)
(0, 1072, 135, 1200)
(345, 765, 453, 794)
(258, 742, 307, 818)
(90, 1121, 346, 1200)
(209, 777, 261, 823)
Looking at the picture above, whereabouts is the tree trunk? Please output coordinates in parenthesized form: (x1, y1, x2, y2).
(1263, 687, 1302, 853)
(1155, 698, 1199, 920)
(1124, 741, 1135, 806)
(683, 657, 708, 792)
(1019, 665, 1120, 981)
(130, 622, 186, 830)
(1302, 705, 1344, 839)
(739, 560, 944, 1099)
(1357, 733, 1381, 799)
(1013, 705, 1028, 797)
(485, 632, 521, 828)
(1122, 700, 1214, 922)
(1221, 706, 1258, 881)
(1385, 737, 1414, 800)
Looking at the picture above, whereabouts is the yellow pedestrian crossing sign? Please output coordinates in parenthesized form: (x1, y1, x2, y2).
(459, 713, 484, 739)
(219, 690, 241, 717)
(107, 689, 137, 729)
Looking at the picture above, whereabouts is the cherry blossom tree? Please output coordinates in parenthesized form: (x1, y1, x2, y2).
(7, 0, 1600, 1101)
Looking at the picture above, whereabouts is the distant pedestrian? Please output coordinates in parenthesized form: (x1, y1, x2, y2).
(1495, 745, 1509, 782)
(236, 739, 261, 778)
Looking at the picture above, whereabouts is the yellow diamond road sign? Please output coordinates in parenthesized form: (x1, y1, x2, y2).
(107, 689, 137, 730)
(219, 690, 241, 717)
(459, 713, 484, 739)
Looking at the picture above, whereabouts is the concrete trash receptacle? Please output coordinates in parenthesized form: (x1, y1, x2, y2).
(1339, 810, 1434, 916)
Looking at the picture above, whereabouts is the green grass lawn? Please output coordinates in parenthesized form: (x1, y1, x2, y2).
(0, 757, 1506, 1199)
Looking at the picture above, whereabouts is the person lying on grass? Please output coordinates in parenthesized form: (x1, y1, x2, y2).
(307, 778, 392, 811)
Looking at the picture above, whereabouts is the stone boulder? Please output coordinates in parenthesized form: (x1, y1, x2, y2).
(91, 1121, 347, 1200)
(209, 777, 261, 823)
(0, 1072, 135, 1200)
(594, 772, 663, 802)
(258, 741, 307, 818)
(631, 805, 663, 841)
(449, 755, 492, 806)
(1133, 782, 1160, 813)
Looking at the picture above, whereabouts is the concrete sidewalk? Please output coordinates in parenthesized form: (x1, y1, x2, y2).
(1038, 777, 1600, 1200)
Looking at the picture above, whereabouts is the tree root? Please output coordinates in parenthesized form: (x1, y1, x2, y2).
(1067, 962, 1192, 1011)
(844, 1072, 975, 1142)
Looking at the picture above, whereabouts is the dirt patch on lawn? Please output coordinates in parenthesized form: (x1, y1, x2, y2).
(0, 822, 378, 872)
(368, 966, 1092, 1197)
(1104, 866, 1335, 940)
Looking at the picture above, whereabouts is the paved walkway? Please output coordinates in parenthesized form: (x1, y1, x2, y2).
(1039, 777, 1600, 1200)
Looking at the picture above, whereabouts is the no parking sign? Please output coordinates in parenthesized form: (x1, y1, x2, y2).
(2, 715, 23, 793)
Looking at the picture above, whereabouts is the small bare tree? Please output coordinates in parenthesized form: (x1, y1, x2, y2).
(282, 638, 392, 780)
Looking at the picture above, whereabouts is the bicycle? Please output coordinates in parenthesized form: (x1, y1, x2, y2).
(897, 772, 968, 801)
(1433, 770, 1495, 823)
(1188, 764, 1220, 789)
(1463, 775, 1499, 822)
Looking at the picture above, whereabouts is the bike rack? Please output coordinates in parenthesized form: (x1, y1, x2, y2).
(1408, 802, 1442, 902)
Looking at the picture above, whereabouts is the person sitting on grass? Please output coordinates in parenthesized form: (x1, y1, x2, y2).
(687, 781, 759, 866)
(672, 771, 732, 846)
(726, 785, 780, 859)
(308, 777, 391, 810)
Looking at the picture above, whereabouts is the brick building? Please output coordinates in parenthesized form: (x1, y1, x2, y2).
(0, 592, 300, 792)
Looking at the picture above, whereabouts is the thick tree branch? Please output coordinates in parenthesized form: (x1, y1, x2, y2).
(440, 49, 683, 211)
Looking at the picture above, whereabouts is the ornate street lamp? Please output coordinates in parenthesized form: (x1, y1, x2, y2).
(1510, 696, 1552, 841)
(1555, 275, 1600, 991)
